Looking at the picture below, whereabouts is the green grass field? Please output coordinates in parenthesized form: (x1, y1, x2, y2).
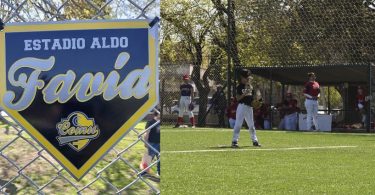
(162, 127, 375, 194)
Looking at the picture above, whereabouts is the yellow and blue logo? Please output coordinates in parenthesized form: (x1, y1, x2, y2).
(56, 112, 100, 152)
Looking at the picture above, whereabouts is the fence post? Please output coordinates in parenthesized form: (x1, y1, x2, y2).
(367, 63, 372, 132)
(269, 70, 273, 129)
(227, 0, 233, 112)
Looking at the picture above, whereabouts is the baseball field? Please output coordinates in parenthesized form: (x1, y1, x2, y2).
(162, 127, 375, 194)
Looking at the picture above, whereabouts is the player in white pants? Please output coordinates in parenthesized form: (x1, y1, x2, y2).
(174, 75, 195, 128)
(303, 72, 320, 131)
(232, 69, 260, 147)
(356, 86, 369, 127)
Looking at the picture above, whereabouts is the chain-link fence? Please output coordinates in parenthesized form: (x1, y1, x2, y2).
(0, 0, 160, 194)
(161, 0, 375, 131)
(160, 61, 226, 127)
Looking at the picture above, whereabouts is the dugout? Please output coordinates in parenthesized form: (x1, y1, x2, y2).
(243, 63, 375, 132)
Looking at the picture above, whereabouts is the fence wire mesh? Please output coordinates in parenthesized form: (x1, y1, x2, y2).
(160, 0, 375, 130)
(0, 0, 160, 194)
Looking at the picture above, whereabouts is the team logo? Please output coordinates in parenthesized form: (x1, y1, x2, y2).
(56, 112, 100, 152)
(242, 84, 253, 94)
(0, 20, 159, 180)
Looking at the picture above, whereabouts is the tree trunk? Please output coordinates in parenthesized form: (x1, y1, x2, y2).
(191, 45, 209, 126)
(227, 0, 241, 68)
(197, 89, 210, 126)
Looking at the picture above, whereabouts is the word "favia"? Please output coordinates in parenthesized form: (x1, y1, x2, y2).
(3, 52, 151, 111)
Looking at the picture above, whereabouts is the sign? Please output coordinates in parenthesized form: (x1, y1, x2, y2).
(0, 20, 158, 180)
(298, 114, 332, 131)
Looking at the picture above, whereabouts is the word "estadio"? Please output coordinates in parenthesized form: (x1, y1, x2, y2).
(24, 37, 129, 51)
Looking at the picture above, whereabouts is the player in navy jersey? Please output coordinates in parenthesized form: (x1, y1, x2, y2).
(231, 69, 260, 147)
(303, 72, 320, 131)
(174, 75, 195, 128)
(144, 111, 160, 176)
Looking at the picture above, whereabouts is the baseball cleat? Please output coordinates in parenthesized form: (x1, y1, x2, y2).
(173, 124, 180, 128)
(253, 141, 261, 147)
(231, 141, 239, 148)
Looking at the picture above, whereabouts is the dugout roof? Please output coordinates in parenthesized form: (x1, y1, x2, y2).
(247, 64, 375, 85)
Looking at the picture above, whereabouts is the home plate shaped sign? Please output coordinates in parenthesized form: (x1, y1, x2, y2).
(0, 20, 159, 180)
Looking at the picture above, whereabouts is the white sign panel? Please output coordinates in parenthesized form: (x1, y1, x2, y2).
(298, 114, 332, 132)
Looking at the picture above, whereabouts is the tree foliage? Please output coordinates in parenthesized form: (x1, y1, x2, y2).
(161, 0, 219, 126)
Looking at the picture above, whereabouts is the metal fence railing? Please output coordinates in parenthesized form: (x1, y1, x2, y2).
(0, 0, 160, 194)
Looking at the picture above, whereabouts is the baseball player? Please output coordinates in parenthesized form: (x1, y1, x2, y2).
(174, 75, 195, 128)
(303, 72, 320, 131)
(355, 86, 368, 127)
(279, 93, 299, 130)
(231, 69, 260, 148)
(143, 111, 160, 176)
(227, 97, 238, 128)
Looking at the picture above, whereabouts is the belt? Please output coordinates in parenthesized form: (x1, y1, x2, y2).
(306, 98, 317, 101)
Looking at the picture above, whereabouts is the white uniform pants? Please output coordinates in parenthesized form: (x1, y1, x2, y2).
(179, 96, 194, 118)
(232, 103, 258, 142)
(305, 99, 319, 130)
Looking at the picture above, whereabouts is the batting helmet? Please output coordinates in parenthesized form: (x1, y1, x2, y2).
(239, 69, 252, 78)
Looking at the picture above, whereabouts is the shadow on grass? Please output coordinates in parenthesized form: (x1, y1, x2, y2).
(209, 145, 253, 149)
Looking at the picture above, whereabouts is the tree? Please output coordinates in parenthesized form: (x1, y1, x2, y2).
(161, 0, 219, 126)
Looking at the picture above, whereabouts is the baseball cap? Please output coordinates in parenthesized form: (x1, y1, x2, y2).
(308, 72, 316, 77)
(239, 69, 251, 78)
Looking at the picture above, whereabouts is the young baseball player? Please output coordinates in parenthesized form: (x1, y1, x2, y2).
(143, 111, 160, 176)
(231, 69, 260, 147)
(281, 93, 299, 130)
(303, 72, 320, 131)
(356, 86, 368, 127)
(227, 97, 238, 128)
(174, 75, 195, 128)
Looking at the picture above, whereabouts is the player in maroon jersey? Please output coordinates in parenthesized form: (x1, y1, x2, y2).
(174, 75, 195, 128)
(303, 72, 320, 131)
(356, 86, 368, 127)
(280, 93, 300, 130)
(226, 97, 238, 128)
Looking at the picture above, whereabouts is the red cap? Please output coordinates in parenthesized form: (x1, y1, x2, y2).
(183, 74, 190, 80)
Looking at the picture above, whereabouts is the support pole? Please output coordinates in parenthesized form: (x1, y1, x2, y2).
(269, 71, 273, 129)
(328, 86, 331, 115)
(0, 18, 4, 31)
(226, 0, 232, 128)
(367, 63, 372, 132)
(160, 79, 165, 118)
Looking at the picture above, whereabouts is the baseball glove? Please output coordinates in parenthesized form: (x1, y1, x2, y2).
(189, 103, 195, 111)
(251, 99, 262, 110)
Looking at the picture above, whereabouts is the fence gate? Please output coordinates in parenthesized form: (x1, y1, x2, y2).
(0, 0, 160, 194)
